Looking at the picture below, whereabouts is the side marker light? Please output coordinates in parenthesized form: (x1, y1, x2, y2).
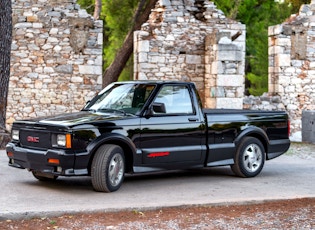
(48, 158, 60, 165)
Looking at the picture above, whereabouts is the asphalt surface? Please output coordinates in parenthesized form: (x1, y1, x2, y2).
(1, 144, 315, 220)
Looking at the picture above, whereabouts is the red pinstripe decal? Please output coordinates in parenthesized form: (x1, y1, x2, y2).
(147, 152, 170, 158)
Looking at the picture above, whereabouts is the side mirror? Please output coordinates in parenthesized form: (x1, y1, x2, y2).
(145, 102, 166, 117)
(152, 102, 166, 113)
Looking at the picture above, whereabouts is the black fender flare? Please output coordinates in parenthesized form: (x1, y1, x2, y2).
(234, 126, 270, 154)
(86, 133, 137, 173)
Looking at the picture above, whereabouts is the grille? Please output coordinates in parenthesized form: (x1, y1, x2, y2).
(20, 129, 51, 149)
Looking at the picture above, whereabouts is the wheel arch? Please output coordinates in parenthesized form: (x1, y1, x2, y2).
(87, 134, 136, 174)
(234, 127, 269, 156)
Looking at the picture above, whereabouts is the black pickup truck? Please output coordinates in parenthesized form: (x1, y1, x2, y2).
(6, 81, 290, 192)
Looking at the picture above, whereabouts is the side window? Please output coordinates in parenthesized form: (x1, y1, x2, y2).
(153, 85, 194, 114)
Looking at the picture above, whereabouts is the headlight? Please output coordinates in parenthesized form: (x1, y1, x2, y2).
(57, 134, 66, 146)
(56, 134, 72, 148)
(12, 130, 20, 141)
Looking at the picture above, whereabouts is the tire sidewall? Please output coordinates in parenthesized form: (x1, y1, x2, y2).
(105, 147, 125, 192)
(237, 137, 265, 177)
(91, 144, 125, 192)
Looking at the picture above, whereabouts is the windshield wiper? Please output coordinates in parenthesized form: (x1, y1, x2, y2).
(97, 108, 127, 115)
(81, 108, 96, 112)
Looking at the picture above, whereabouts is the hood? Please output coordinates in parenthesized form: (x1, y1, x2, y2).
(15, 111, 131, 128)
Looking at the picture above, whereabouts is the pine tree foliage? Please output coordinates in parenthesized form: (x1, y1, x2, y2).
(102, 0, 139, 81)
(214, 0, 293, 95)
(77, 0, 139, 81)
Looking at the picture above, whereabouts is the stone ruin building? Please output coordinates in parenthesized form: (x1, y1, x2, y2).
(7, 0, 315, 141)
(134, 0, 246, 109)
(267, 0, 315, 141)
(6, 0, 245, 130)
(6, 0, 103, 128)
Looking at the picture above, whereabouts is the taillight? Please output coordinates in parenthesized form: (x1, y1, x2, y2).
(287, 120, 290, 137)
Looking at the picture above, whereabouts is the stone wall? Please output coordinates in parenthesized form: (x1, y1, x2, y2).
(134, 0, 246, 109)
(268, 0, 315, 141)
(243, 93, 285, 111)
(8, 0, 309, 142)
(6, 0, 103, 129)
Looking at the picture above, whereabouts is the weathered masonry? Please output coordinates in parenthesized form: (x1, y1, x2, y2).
(7, 0, 309, 141)
(134, 0, 246, 109)
(268, 0, 315, 140)
(7, 0, 103, 128)
(6, 0, 245, 130)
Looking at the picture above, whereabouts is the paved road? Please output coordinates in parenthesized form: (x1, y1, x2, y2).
(1, 145, 315, 220)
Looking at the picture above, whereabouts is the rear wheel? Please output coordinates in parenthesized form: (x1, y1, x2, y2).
(91, 144, 125, 192)
(231, 137, 265, 178)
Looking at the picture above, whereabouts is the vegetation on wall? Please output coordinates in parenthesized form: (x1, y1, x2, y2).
(77, 0, 309, 95)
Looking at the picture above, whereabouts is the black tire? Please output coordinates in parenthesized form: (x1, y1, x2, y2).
(32, 171, 58, 181)
(231, 137, 265, 178)
(91, 144, 125, 192)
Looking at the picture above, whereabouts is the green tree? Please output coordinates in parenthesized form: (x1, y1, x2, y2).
(77, 0, 156, 84)
(102, 0, 157, 86)
(102, 0, 139, 82)
(215, 0, 293, 95)
(288, 0, 310, 12)
(78, 0, 307, 95)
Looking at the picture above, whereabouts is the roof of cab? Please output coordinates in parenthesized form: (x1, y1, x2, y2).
(113, 80, 195, 86)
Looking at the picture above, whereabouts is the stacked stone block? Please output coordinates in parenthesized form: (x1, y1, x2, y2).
(243, 93, 285, 111)
(6, 0, 103, 129)
(134, 0, 246, 109)
(205, 30, 245, 108)
(268, 0, 315, 139)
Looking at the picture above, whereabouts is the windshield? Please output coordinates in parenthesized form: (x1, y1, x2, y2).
(84, 83, 156, 115)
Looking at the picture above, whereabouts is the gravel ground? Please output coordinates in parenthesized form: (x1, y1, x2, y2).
(1, 198, 314, 229)
(1, 142, 315, 229)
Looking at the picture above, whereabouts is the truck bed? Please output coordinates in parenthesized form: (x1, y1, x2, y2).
(203, 109, 286, 114)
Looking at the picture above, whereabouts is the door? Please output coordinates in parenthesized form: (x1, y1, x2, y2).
(140, 84, 204, 167)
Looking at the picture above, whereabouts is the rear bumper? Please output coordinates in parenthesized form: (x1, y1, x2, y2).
(6, 143, 89, 176)
(267, 139, 291, 160)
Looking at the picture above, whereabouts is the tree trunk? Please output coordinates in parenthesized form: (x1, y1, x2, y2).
(102, 0, 157, 87)
(0, 0, 13, 148)
(93, 0, 102, 20)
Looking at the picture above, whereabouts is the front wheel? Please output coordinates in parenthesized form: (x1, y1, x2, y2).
(231, 137, 265, 178)
(91, 144, 125, 192)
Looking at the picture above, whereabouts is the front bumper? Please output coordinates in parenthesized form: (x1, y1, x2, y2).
(6, 143, 89, 176)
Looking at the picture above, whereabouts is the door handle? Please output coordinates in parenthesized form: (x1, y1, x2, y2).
(188, 118, 199, 122)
